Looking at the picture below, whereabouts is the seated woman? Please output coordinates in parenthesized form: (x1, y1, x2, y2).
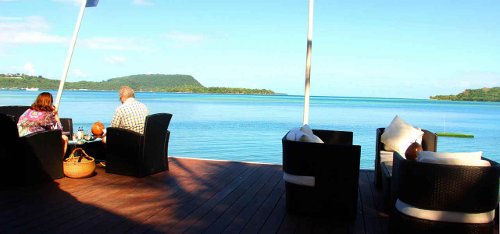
(17, 92, 69, 155)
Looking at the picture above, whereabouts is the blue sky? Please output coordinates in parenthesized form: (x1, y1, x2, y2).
(1, 0, 499, 98)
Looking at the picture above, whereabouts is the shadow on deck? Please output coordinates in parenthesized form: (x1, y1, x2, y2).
(0, 157, 418, 233)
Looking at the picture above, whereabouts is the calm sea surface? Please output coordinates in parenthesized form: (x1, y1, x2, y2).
(2, 89, 499, 169)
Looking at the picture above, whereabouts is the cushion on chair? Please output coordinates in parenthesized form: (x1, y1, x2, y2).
(283, 172, 315, 187)
(381, 115, 423, 155)
(396, 199, 495, 224)
(380, 150, 394, 163)
(417, 151, 490, 167)
(286, 125, 324, 143)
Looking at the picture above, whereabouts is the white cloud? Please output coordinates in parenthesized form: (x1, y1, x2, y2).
(23, 62, 36, 75)
(0, 16, 66, 44)
(105, 55, 127, 65)
(132, 0, 153, 6)
(82, 37, 152, 52)
(51, 0, 81, 6)
(0, 16, 50, 31)
(164, 31, 206, 47)
(454, 71, 500, 88)
(0, 31, 66, 44)
(72, 68, 87, 78)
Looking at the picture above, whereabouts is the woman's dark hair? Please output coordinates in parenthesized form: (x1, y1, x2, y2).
(31, 92, 55, 112)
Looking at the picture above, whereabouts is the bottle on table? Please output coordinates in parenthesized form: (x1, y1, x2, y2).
(77, 127, 84, 140)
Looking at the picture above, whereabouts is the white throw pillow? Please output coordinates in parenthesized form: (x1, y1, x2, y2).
(285, 125, 324, 143)
(299, 133, 324, 143)
(300, 124, 314, 135)
(381, 115, 424, 155)
(417, 151, 490, 167)
(300, 124, 324, 143)
(286, 128, 303, 141)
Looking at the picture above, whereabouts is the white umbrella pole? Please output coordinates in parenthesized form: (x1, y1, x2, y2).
(303, 0, 314, 125)
(54, 1, 87, 109)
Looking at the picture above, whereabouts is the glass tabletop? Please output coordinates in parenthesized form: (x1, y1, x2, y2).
(68, 138, 102, 145)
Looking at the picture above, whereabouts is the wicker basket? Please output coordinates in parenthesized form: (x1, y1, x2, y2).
(63, 148, 96, 178)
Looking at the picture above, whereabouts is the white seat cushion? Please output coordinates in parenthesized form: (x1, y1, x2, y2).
(283, 172, 315, 187)
(417, 151, 490, 167)
(396, 199, 495, 223)
(380, 150, 394, 163)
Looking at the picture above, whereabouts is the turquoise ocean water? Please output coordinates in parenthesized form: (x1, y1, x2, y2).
(2, 89, 499, 169)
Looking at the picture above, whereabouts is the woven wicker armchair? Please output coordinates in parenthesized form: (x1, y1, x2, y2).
(282, 129, 361, 220)
(106, 113, 172, 177)
(390, 152, 500, 234)
(0, 106, 73, 136)
(374, 127, 437, 189)
(0, 105, 30, 122)
(60, 118, 73, 138)
(0, 113, 64, 185)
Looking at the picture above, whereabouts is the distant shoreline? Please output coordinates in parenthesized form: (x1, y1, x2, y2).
(430, 87, 500, 102)
(0, 87, 281, 96)
(0, 73, 276, 95)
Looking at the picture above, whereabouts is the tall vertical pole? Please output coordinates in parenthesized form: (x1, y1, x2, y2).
(54, 1, 87, 109)
(303, 0, 314, 125)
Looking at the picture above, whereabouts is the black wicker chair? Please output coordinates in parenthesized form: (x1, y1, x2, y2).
(0, 113, 64, 185)
(105, 113, 172, 177)
(390, 152, 500, 234)
(60, 118, 73, 138)
(0, 105, 30, 122)
(0, 106, 72, 134)
(282, 129, 361, 220)
(374, 127, 437, 189)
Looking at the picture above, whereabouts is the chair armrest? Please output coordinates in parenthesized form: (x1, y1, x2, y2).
(392, 152, 500, 213)
(106, 127, 143, 145)
(374, 128, 385, 188)
(0, 106, 30, 123)
(282, 137, 361, 180)
(106, 127, 144, 160)
(313, 129, 353, 145)
(376, 128, 385, 153)
(23, 129, 63, 154)
(21, 129, 64, 180)
(60, 118, 73, 137)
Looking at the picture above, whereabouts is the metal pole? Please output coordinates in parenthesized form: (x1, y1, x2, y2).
(54, 1, 87, 108)
(303, 0, 314, 125)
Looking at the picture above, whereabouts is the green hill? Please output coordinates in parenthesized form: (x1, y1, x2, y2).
(70, 74, 204, 92)
(0, 73, 275, 94)
(430, 87, 500, 102)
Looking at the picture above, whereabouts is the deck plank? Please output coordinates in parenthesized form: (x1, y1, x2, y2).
(164, 161, 260, 233)
(203, 164, 278, 233)
(223, 168, 282, 233)
(358, 170, 383, 234)
(185, 164, 269, 233)
(129, 158, 255, 233)
(140, 159, 262, 232)
(0, 157, 407, 234)
(240, 177, 285, 234)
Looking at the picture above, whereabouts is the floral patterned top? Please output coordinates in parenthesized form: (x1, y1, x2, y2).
(17, 109, 62, 137)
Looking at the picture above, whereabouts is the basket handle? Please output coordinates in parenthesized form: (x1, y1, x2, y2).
(69, 147, 91, 162)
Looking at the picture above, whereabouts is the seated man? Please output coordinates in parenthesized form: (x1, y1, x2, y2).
(102, 86, 148, 143)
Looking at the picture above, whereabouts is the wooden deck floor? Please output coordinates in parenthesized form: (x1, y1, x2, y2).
(0, 157, 404, 233)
